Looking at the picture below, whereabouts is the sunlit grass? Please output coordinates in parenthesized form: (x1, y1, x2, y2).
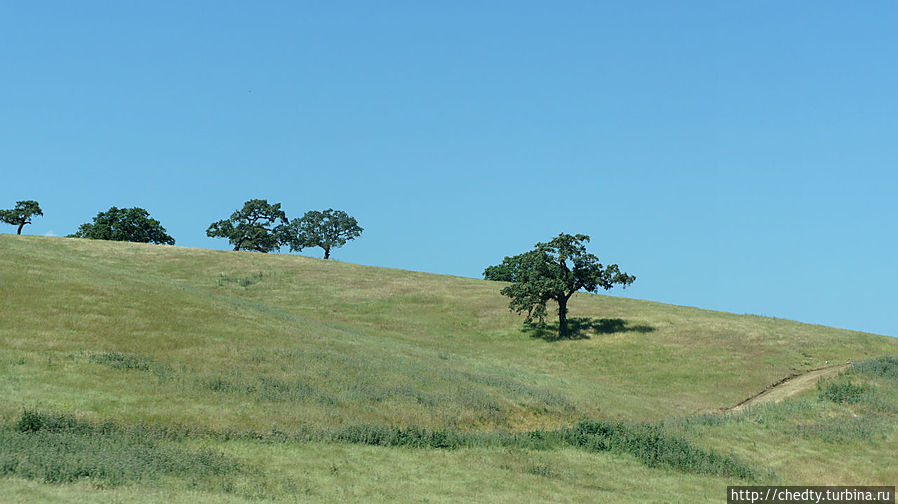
(666, 356, 898, 485)
(1, 235, 896, 501)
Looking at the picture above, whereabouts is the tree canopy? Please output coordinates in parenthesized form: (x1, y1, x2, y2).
(1, 200, 43, 235)
(284, 208, 363, 259)
(206, 199, 287, 252)
(69, 207, 175, 245)
(484, 233, 635, 338)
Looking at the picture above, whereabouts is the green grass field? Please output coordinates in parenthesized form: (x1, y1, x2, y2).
(1, 235, 896, 502)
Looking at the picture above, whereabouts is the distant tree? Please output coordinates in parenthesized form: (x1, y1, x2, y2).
(70, 207, 175, 245)
(1, 200, 43, 235)
(284, 208, 363, 259)
(206, 199, 287, 252)
(484, 233, 635, 338)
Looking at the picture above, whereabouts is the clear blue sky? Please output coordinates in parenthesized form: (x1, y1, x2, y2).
(2, 2, 896, 337)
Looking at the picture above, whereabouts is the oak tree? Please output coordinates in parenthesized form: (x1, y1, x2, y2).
(284, 208, 362, 259)
(70, 207, 175, 244)
(1, 200, 43, 235)
(206, 199, 287, 252)
(484, 233, 635, 338)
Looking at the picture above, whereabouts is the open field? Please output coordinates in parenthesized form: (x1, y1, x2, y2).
(1, 235, 896, 502)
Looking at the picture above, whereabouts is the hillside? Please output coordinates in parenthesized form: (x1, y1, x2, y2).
(1, 235, 896, 503)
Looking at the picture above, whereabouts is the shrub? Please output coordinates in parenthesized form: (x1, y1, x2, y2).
(563, 420, 757, 480)
(818, 379, 867, 404)
(330, 424, 469, 449)
(89, 352, 170, 377)
(3, 410, 239, 487)
(850, 356, 898, 381)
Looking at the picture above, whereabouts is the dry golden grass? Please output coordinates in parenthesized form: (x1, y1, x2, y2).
(1, 234, 896, 502)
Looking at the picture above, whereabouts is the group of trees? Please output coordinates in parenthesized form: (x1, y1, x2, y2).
(1, 199, 363, 259)
(5, 199, 633, 338)
(205, 199, 363, 259)
(0, 200, 177, 245)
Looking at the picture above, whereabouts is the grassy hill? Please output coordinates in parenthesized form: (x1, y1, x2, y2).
(1, 235, 896, 503)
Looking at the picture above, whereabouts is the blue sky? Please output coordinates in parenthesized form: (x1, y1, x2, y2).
(2, 2, 896, 337)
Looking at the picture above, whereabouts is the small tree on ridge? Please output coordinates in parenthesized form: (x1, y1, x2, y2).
(206, 199, 287, 252)
(284, 208, 363, 259)
(1, 200, 43, 235)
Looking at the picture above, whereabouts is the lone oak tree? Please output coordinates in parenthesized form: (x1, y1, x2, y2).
(484, 233, 635, 338)
(1, 200, 43, 235)
(284, 208, 362, 259)
(70, 207, 175, 245)
(206, 199, 287, 252)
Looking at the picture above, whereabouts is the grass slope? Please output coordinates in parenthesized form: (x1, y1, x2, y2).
(1, 235, 896, 502)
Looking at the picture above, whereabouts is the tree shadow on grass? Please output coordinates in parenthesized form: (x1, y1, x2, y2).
(522, 317, 655, 341)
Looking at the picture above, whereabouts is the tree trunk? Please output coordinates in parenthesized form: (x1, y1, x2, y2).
(16, 223, 24, 235)
(323, 247, 330, 260)
(557, 296, 569, 338)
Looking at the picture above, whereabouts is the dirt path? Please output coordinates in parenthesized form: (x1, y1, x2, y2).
(725, 363, 850, 413)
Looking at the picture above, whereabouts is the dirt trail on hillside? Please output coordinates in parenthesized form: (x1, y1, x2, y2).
(725, 363, 850, 413)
